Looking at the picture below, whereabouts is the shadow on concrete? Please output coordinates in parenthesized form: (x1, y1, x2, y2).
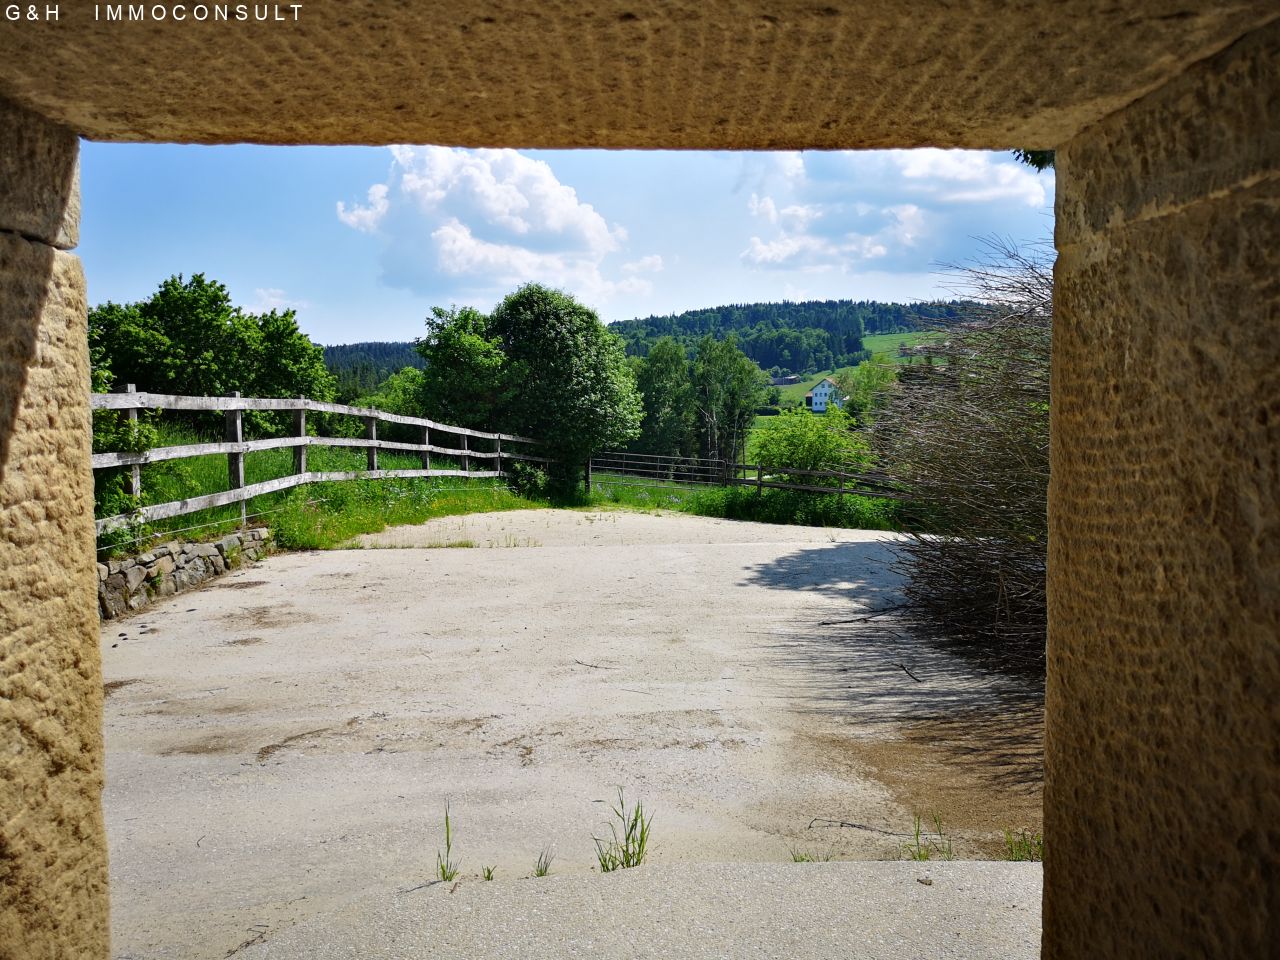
(742, 541, 1044, 795)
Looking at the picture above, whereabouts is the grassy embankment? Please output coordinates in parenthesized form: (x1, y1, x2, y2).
(94, 421, 545, 556)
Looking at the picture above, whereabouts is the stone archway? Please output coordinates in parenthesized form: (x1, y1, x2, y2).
(1, 4, 1276, 957)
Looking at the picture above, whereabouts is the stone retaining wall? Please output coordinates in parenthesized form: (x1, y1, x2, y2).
(97, 528, 273, 620)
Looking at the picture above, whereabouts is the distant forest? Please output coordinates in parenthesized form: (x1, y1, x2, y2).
(321, 299, 980, 396)
(611, 299, 976, 375)
(323, 341, 425, 401)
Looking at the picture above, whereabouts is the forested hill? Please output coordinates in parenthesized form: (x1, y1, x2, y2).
(323, 341, 424, 401)
(611, 299, 975, 375)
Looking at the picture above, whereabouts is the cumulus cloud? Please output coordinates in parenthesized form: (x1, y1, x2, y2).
(888, 149, 1048, 206)
(622, 254, 664, 274)
(740, 149, 1052, 274)
(338, 146, 642, 305)
(336, 183, 389, 232)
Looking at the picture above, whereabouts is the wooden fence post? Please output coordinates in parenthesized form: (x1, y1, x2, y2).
(365, 415, 378, 472)
(293, 397, 307, 476)
(225, 391, 246, 527)
(584, 458, 593, 490)
(495, 435, 502, 476)
(461, 433, 469, 473)
(421, 425, 431, 472)
(756, 463, 763, 496)
(125, 384, 141, 500)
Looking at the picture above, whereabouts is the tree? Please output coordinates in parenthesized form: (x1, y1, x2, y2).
(754, 406, 870, 484)
(1013, 149, 1055, 170)
(415, 306, 507, 429)
(357, 366, 427, 419)
(689, 335, 765, 472)
(632, 337, 693, 457)
(487, 284, 641, 489)
(89, 273, 334, 405)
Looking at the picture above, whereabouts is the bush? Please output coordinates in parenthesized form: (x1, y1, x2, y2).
(505, 460, 549, 500)
(879, 238, 1052, 678)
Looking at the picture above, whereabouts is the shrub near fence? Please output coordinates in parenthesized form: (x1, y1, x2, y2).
(91, 389, 546, 536)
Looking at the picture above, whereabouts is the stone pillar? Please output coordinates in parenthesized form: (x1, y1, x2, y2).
(1046, 24, 1278, 960)
(0, 98, 108, 958)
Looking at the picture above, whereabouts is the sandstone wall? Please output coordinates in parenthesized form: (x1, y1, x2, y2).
(1046, 22, 1279, 960)
(0, 100, 109, 959)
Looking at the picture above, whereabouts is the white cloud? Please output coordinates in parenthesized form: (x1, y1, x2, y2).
(748, 193, 778, 223)
(336, 183, 389, 232)
(339, 146, 645, 306)
(622, 254, 664, 274)
(888, 149, 1048, 206)
(251, 288, 309, 312)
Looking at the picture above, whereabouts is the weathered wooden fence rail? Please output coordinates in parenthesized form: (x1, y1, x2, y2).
(91, 388, 546, 535)
(589, 450, 907, 500)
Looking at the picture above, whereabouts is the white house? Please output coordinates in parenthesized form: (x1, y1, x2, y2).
(805, 377, 847, 413)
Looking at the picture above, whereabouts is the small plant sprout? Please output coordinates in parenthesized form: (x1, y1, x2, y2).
(789, 845, 834, 863)
(435, 802, 460, 882)
(593, 788, 653, 873)
(1003, 829, 1044, 861)
(481, 865, 496, 881)
(901, 814, 955, 862)
(533, 847, 555, 877)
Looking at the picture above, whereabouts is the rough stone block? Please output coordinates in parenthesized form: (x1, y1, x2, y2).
(1057, 21, 1279, 245)
(124, 564, 146, 593)
(96, 563, 107, 581)
(0, 232, 105, 959)
(147, 555, 175, 578)
(1046, 26, 1279, 958)
(0, 97, 79, 248)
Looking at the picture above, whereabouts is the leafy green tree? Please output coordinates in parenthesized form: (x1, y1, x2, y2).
(357, 366, 427, 418)
(1013, 149, 1055, 170)
(690, 334, 765, 472)
(487, 284, 641, 489)
(832, 359, 898, 423)
(89, 274, 335, 418)
(632, 337, 693, 457)
(754, 406, 871, 484)
(415, 306, 507, 429)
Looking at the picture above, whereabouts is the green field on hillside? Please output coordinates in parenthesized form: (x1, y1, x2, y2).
(862, 330, 940, 361)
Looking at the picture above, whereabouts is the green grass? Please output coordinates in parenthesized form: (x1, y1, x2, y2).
(789, 846, 835, 863)
(901, 815, 955, 862)
(435, 803, 460, 882)
(862, 330, 940, 362)
(481, 865, 496, 881)
(593, 789, 652, 873)
(1003, 829, 1044, 862)
(533, 847, 555, 878)
(586, 472, 900, 531)
(94, 421, 545, 555)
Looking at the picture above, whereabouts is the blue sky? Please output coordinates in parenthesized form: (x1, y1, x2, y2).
(79, 143, 1054, 346)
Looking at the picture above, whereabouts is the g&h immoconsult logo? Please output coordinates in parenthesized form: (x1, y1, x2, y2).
(4, 3, 303, 21)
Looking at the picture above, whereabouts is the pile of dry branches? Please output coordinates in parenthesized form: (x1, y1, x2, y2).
(879, 239, 1053, 678)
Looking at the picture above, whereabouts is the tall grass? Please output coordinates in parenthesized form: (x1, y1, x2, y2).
(94, 420, 544, 555)
(586, 475, 899, 531)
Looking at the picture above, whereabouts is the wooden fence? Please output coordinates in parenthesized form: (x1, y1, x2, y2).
(588, 450, 907, 499)
(91, 388, 546, 535)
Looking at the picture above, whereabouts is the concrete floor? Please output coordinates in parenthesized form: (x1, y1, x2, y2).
(239, 862, 1043, 960)
(101, 510, 1042, 959)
